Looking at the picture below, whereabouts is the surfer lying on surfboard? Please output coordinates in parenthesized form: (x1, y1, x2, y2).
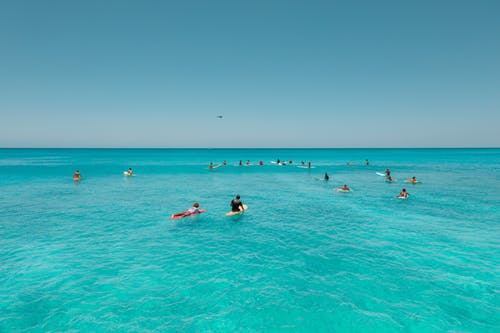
(405, 176, 420, 184)
(336, 184, 351, 192)
(170, 202, 205, 219)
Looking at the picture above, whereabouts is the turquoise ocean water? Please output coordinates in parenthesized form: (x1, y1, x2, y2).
(0, 148, 499, 332)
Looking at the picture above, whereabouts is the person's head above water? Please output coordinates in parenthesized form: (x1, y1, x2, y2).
(236, 195, 240, 199)
(193, 202, 199, 207)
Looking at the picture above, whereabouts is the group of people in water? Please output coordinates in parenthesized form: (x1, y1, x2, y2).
(209, 159, 314, 169)
(321, 166, 419, 198)
(73, 160, 421, 219)
(383, 168, 420, 198)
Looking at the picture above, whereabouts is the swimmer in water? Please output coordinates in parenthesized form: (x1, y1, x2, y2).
(127, 168, 133, 176)
(73, 170, 81, 181)
(324, 172, 330, 181)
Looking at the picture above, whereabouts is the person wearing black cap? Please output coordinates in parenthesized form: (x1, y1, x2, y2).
(230, 195, 244, 213)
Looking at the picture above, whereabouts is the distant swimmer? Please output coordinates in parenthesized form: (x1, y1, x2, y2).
(406, 176, 420, 184)
(127, 168, 133, 176)
(308, 162, 311, 168)
(209, 162, 222, 169)
(365, 159, 370, 166)
(239, 160, 243, 166)
(246, 160, 250, 165)
(230, 194, 245, 213)
(223, 161, 227, 166)
(336, 184, 351, 192)
(289, 160, 293, 164)
(259, 160, 263, 165)
(324, 172, 330, 181)
(170, 202, 205, 219)
(73, 170, 81, 181)
(385, 168, 391, 177)
(397, 188, 409, 199)
(301, 161, 305, 165)
(277, 159, 281, 164)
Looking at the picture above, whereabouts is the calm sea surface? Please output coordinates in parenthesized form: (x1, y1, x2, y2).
(0, 149, 499, 332)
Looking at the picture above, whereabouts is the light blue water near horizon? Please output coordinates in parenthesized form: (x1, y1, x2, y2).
(0, 148, 499, 332)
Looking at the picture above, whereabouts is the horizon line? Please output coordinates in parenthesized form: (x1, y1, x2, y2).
(1, 147, 499, 150)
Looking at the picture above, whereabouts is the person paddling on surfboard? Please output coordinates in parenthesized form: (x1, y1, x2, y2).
(336, 184, 351, 192)
(397, 188, 409, 198)
(185, 202, 202, 215)
(406, 176, 419, 184)
(127, 168, 133, 176)
(230, 195, 245, 213)
(385, 168, 391, 177)
(170, 202, 203, 219)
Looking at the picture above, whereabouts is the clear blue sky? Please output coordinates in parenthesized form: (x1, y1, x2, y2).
(1, 0, 499, 148)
